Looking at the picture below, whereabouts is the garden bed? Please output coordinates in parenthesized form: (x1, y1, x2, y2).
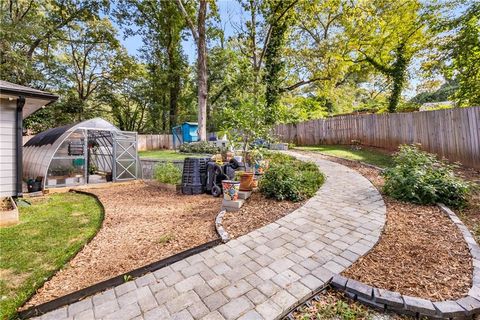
(23, 183, 222, 308)
(222, 192, 304, 238)
(23, 180, 307, 310)
(297, 150, 473, 301)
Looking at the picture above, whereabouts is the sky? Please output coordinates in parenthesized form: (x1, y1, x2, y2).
(116, 0, 244, 64)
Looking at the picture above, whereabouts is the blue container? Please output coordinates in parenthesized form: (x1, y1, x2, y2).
(181, 122, 199, 143)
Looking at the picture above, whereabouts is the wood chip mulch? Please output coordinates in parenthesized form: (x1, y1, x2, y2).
(23, 182, 222, 308)
(298, 151, 473, 301)
(221, 192, 304, 239)
(23, 181, 302, 309)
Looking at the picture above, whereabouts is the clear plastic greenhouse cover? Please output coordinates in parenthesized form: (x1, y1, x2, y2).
(23, 118, 141, 189)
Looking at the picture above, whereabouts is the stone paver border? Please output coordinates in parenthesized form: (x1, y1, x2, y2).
(215, 210, 230, 243)
(329, 203, 480, 319)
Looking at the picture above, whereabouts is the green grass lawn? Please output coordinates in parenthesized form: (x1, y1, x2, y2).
(139, 149, 209, 161)
(0, 193, 103, 319)
(295, 145, 393, 168)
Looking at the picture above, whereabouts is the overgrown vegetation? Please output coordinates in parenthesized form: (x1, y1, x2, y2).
(260, 153, 324, 202)
(294, 291, 374, 320)
(179, 141, 222, 154)
(383, 144, 471, 208)
(0, 193, 103, 320)
(154, 162, 182, 185)
(158, 233, 175, 245)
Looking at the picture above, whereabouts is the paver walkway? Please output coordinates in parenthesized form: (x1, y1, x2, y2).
(34, 152, 386, 320)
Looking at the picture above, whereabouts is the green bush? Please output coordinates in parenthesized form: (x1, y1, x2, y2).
(179, 141, 222, 154)
(260, 154, 325, 202)
(382, 144, 471, 208)
(154, 162, 182, 185)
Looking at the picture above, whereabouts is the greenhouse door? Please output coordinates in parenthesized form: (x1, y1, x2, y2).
(113, 131, 138, 181)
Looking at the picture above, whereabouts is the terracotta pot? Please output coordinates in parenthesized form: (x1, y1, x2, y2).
(222, 180, 240, 201)
(239, 172, 254, 191)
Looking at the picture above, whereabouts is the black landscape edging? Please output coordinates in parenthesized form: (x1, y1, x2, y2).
(19, 214, 221, 319)
(327, 203, 480, 320)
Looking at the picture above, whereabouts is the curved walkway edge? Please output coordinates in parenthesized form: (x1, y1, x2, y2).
(330, 203, 480, 319)
(33, 151, 386, 320)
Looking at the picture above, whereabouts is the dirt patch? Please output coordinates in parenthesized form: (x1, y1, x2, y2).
(0, 269, 30, 290)
(0, 197, 14, 211)
(222, 193, 303, 239)
(298, 151, 473, 301)
(23, 182, 222, 307)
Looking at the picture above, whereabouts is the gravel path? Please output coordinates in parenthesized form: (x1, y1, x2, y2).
(33, 152, 386, 320)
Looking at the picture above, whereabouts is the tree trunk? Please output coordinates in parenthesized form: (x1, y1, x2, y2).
(197, 0, 208, 141)
(167, 37, 180, 130)
(388, 44, 407, 113)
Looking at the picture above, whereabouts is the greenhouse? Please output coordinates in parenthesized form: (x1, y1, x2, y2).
(23, 118, 141, 189)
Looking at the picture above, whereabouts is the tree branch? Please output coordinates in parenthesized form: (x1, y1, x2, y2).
(258, 0, 297, 69)
(175, 0, 198, 44)
(280, 76, 330, 92)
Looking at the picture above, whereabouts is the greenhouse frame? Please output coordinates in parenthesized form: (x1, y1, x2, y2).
(23, 118, 141, 189)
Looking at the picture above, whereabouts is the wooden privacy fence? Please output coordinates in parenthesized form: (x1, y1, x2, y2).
(138, 134, 173, 151)
(273, 106, 480, 169)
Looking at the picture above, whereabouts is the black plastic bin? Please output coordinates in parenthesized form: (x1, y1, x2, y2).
(181, 157, 210, 195)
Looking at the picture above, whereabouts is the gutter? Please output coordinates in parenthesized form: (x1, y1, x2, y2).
(16, 96, 25, 197)
(1, 88, 58, 101)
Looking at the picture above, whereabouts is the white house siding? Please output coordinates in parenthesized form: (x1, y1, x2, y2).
(0, 98, 17, 197)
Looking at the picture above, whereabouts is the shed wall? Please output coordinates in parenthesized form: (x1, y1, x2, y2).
(0, 98, 17, 197)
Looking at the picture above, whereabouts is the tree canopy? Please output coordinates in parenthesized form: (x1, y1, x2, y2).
(1, 0, 477, 137)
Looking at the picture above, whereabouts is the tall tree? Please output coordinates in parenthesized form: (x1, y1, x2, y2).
(230, 0, 297, 126)
(344, 0, 432, 112)
(175, 0, 209, 141)
(102, 54, 150, 132)
(58, 18, 120, 121)
(430, 2, 480, 106)
(262, 0, 297, 125)
(0, 0, 109, 85)
(115, 0, 187, 132)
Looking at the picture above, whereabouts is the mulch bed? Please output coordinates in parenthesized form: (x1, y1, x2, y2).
(453, 167, 480, 244)
(298, 151, 473, 301)
(222, 192, 304, 239)
(23, 181, 303, 309)
(23, 182, 222, 308)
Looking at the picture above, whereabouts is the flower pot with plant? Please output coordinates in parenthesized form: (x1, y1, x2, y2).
(239, 172, 254, 191)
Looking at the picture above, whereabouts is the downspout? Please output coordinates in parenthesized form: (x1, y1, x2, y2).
(16, 96, 25, 197)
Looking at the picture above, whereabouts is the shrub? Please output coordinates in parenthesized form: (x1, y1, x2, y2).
(260, 154, 324, 202)
(179, 141, 222, 154)
(154, 162, 182, 185)
(382, 144, 471, 208)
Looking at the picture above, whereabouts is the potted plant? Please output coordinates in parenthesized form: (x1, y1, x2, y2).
(222, 180, 240, 201)
(239, 171, 254, 191)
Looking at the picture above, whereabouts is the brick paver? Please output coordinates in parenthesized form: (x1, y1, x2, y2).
(33, 152, 386, 320)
